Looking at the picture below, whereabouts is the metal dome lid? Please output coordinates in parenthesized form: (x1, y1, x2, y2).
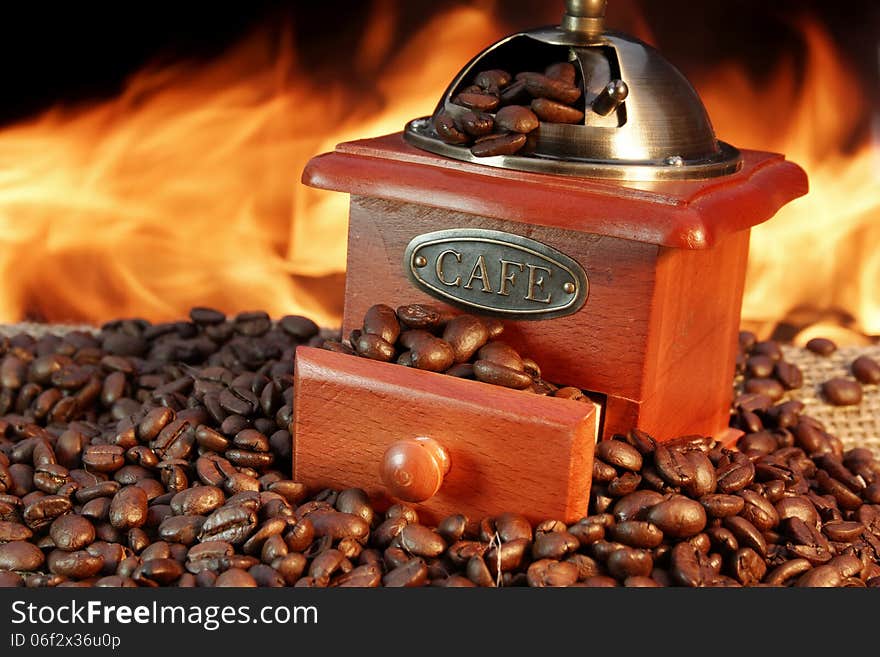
(404, 0, 742, 181)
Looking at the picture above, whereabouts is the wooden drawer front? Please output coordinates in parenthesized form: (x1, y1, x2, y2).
(293, 347, 598, 524)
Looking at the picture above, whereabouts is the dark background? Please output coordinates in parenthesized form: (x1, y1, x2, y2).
(1, 1, 878, 132)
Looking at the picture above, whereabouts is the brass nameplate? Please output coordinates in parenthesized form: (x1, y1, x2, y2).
(403, 229, 589, 319)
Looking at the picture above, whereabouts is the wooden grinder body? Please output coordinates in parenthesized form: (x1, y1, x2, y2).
(292, 132, 807, 521)
(303, 133, 808, 441)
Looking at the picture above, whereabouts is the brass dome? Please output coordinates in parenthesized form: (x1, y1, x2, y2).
(404, 2, 741, 181)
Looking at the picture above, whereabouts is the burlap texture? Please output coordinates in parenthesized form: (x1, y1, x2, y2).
(778, 344, 880, 454)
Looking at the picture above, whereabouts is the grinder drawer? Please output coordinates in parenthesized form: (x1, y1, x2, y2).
(292, 346, 599, 524)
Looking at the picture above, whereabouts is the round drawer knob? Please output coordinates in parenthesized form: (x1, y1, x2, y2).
(380, 437, 451, 503)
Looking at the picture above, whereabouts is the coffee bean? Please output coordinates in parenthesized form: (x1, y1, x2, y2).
(775, 361, 804, 389)
(399, 331, 455, 372)
(822, 378, 862, 406)
(474, 69, 511, 91)
(233, 311, 270, 337)
(399, 524, 446, 558)
(610, 521, 664, 549)
(33, 464, 70, 495)
(242, 564, 281, 588)
(170, 486, 225, 516)
(353, 333, 396, 363)
(491, 513, 532, 543)
(199, 505, 257, 545)
(470, 133, 527, 158)
(611, 491, 664, 522)
(23, 495, 72, 531)
(851, 356, 880, 384)
(363, 304, 401, 345)
(716, 460, 755, 494)
(723, 516, 767, 557)
(764, 558, 812, 586)
(195, 425, 228, 452)
(82, 445, 125, 473)
(0, 570, 23, 587)
(797, 564, 842, 587)
(50, 514, 95, 551)
(0, 520, 32, 542)
(394, 304, 443, 330)
(684, 451, 717, 497)
(100, 371, 127, 407)
(109, 486, 148, 530)
(308, 548, 347, 584)
(527, 559, 578, 587)
(592, 459, 617, 484)
(737, 489, 780, 531)
(607, 472, 641, 497)
(530, 98, 584, 123)
(442, 315, 490, 364)
(518, 72, 582, 104)
(823, 520, 863, 542)
(669, 542, 714, 587)
(697, 494, 744, 520)
(383, 557, 428, 587)
(242, 518, 286, 556)
(646, 496, 707, 538)
(596, 440, 643, 473)
(333, 488, 373, 527)
(133, 557, 184, 586)
(494, 105, 540, 134)
(744, 378, 785, 401)
(753, 340, 783, 361)
(532, 531, 579, 560)
(4, 306, 880, 588)
(214, 567, 257, 587)
(454, 92, 500, 112)
(189, 307, 225, 325)
(472, 359, 532, 389)
(653, 444, 695, 486)
(456, 110, 494, 137)
(279, 315, 319, 340)
(806, 338, 837, 356)
(495, 77, 528, 104)
(321, 340, 354, 356)
(774, 496, 819, 526)
(816, 469, 863, 510)
(219, 387, 258, 416)
(47, 549, 104, 579)
(730, 547, 767, 585)
(331, 563, 381, 588)
(0, 541, 44, 571)
(607, 547, 653, 580)
(307, 510, 370, 543)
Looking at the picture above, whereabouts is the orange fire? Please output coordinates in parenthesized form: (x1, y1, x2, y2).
(697, 19, 880, 345)
(0, 8, 875, 341)
(0, 7, 506, 328)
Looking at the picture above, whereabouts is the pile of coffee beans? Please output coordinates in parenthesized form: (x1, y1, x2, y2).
(736, 330, 806, 404)
(739, 331, 879, 408)
(324, 303, 591, 402)
(0, 307, 879, 587)
(433, 62, 584, 158)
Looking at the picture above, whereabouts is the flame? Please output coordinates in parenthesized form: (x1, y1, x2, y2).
(696, 20, 880, 343)
(0, 7, 876, 342)
(0, 6, 506, 327)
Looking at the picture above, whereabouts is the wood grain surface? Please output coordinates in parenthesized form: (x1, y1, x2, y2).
(303, 132, 808, 249)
